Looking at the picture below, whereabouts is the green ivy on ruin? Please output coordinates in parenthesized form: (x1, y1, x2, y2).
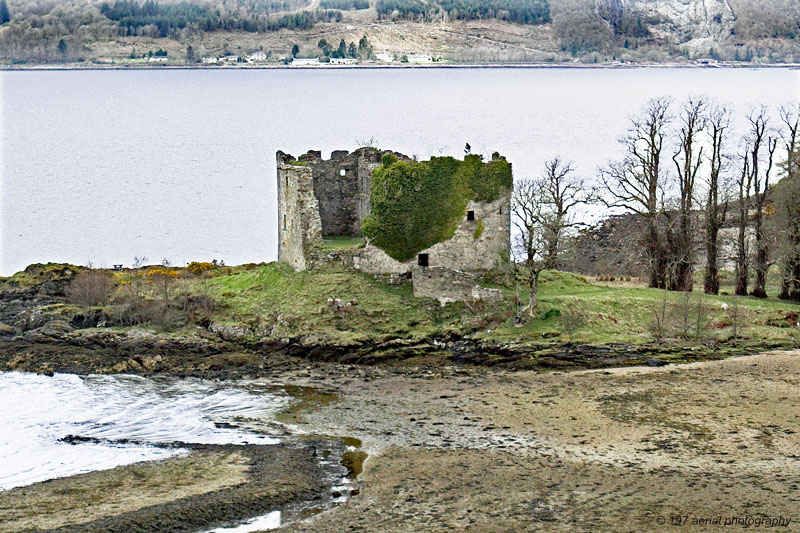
(361, 153, 511, 262)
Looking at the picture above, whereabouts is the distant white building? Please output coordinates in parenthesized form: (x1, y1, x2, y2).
(247, 51, 267, 63)
(407, 54, 433, 64)
(330, 57, 357, 65)
(375, 51, 395, 62)
(201, 56, 219, 64)
(222, 55, 240, 63)
(292, 58, 320, 66)
(148, 56, 168, 62)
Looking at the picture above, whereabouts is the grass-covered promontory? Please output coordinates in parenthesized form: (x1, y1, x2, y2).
(3, 261, 799, 369)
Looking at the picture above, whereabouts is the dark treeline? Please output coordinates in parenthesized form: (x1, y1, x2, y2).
(319, 0, 369, 10)
(100, 0, 341, 37)
(1, 0, 798, 64)
(550, 0, 656, 55)
(376, 0, 550, 25)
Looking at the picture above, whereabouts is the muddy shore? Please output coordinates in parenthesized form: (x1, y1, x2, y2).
(3, 344, 799, 531)
(0, 443, 330, 533)
(273, 350, 800, 532)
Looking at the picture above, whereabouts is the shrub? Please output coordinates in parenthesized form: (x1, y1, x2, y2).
(725, 298, 749, 340)
(561, 301, 586, 335)
(381, 153, 398, 166)
(66, 270, 113, 306)
(182, 292, 216, 326)
(187, 261, 215, 275)
(541, 308, 561, 320)
(648, 290, 670, 343)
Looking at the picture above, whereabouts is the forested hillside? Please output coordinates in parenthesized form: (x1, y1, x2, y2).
(0, 0, 798, 65)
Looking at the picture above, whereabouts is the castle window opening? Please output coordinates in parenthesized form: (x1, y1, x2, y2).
(283, 214, 286, 231)
(499, 207, 502, 215)
(418, 253, 429, 267)
(340, 168, 346, 176)
(467, 210, 475, 221)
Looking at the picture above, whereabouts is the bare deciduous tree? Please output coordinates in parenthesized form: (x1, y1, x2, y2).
(600, 97, 672, 289)
(512, 178, 548, 316)
(734, 150, 752, 296)
(703, 104, 731, 295)
(537, 157, 594, 269)
(66, 267, 113, 306)
(777, 104, 800, 301)
(746, 109, 777, 298)
(667, 97, 706, 291)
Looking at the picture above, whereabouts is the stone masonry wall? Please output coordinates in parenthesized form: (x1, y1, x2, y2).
(353, 194, 511, 275)
(412, 267, 504, 305)
(277, 148, 409, 271)
(305, 150, 361, 236)
(276, 151, 322, 271)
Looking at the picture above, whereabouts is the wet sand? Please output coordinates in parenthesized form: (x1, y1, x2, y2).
(273, 350, 800, 532)
(0, 443, 327, 533)
(2, 350, 799, 531)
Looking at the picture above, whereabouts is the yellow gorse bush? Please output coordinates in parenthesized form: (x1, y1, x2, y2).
(147, 268, 179, 282)
(187, 261, 215, 275)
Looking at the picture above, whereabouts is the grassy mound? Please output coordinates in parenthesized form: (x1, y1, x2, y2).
(6, 260, 799, 357)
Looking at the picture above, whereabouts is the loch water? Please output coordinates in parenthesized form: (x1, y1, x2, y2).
(2, 67, 799, 274)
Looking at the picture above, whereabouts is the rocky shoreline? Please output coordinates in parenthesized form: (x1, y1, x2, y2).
(1, 261, 794, 381)
(1, 323, 791, 382)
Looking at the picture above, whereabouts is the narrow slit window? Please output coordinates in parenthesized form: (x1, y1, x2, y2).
(283, 214, 287, 231)
(417, 253, 429, 267)
(467, 210, 475, 221)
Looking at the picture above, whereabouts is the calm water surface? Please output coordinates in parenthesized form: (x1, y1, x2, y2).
(2, 67, 798, 274)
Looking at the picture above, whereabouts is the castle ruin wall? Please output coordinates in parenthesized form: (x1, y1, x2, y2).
(277, 147, 511, 308)
(352, 195, 511, 275)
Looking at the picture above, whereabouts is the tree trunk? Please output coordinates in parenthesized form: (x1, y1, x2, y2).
(793, 263, 800, 301)
(782, 261, 800, 301)
(780, 262, 792, 300)
(750, 215, 767, 298)
(704, 235, 720, 295)
(678, 212, 694, 291)
(647, 217, 665, 289)
(735, 217, 748, 296)
(751, 247, 768, 298)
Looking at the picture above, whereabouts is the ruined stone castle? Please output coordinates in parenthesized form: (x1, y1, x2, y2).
(276, 148, 511, 303)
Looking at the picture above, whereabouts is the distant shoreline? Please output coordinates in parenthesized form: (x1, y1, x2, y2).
(3, 62, 800, 72)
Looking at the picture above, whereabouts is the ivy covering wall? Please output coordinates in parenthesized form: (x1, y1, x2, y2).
(361, 153, 511, 262)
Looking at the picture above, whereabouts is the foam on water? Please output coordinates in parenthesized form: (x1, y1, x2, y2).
(0, 371, 287, 491)
(201, 511, 282, 532)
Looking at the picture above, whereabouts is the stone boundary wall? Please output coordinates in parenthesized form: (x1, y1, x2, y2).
(412, 266, 503, 305)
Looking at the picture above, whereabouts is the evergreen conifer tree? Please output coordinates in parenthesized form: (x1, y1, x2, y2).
(0, 0, 10, 24)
